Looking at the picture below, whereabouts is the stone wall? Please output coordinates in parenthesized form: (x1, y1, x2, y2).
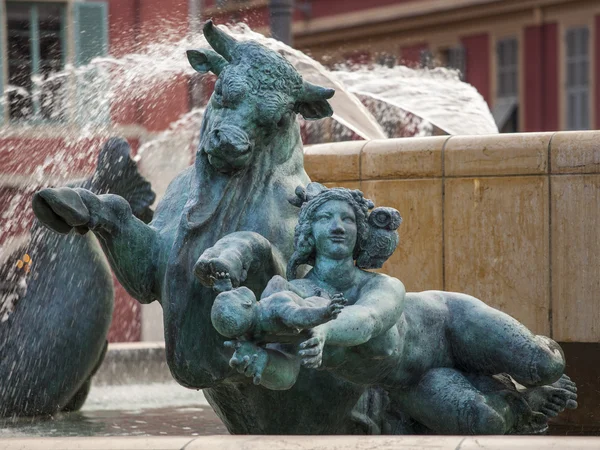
(305, 131, 600, 343)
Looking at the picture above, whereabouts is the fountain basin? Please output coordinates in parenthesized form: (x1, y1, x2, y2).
(2, 131, 599, 442)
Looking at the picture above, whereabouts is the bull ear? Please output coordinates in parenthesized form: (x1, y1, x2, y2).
(294, 82, 335, 120)
(186, 49, 228, 76)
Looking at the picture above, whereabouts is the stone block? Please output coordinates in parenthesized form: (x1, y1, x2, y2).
(445, 133, 551, 177)
(551, 175, 600, 342)
(459, 436, 599, 449)
(361, 179, 443, 291)
(0, 437, 194, 449)
(304, 141, 365, 182)
(361, 137, 446, 180)
(444, 176, 550, 334)
(185, 436, 465, 450)
(323, 181, 361, 190)
(551, 131, 600, 174)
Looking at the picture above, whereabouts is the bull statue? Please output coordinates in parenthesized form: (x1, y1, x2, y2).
(31, 21, 372, 433)
(1, 138, 154, 417)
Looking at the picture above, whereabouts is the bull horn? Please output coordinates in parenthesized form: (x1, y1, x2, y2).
(298, 81, 335, 102)
(203, 20, 237, 62)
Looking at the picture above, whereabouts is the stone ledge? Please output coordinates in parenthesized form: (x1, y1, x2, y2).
(550, 130, 600, 174)
(361, 137, 447, 180)
(305, 130, 600, 180)
(444, 133, 551, 177)
(304, 141, 366, 182)
(2, 436, 599, 450)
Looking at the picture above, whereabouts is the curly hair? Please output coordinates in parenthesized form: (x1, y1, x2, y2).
(235, 42, 303, 98)
(286, 186, 374, 280)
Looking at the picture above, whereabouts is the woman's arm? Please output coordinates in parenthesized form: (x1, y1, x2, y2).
(299, 275, 405, 367)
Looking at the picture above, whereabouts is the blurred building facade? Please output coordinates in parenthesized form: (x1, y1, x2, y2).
(1, 0, 598, 342)
(208, 0, 600, 134)
(0, 0, 191, 342)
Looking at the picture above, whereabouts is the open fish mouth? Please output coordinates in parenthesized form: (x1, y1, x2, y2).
(32, 188, 90, 235)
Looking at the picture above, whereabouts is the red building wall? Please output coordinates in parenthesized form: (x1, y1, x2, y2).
(343, 50, 372, 66)
(400, 43, 428, 67)
(107, 0, 139, 125)
(108, 0, 191, 131)
(298, 0, 416, 19)
(207, 3, 270, 30)
(205, 0, 420, 21)
(461, 33, 491, 105)
(524, 23, 559, 132)
(206, 0, 425, 30)
(104, 0, 190, 341)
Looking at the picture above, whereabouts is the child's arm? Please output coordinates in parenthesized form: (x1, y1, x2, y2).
(225, 340, 300, 390)
(278, 293, 347, 329)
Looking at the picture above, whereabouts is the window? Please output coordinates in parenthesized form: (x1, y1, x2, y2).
(419, 49, 434, 69)
(376, 53, 396, 68)
(494, 37, 518, 132)
(6, 2, 67, 122)
(497, 38, 518, 99)
(443, 46, 466, 80)
(565, 26, 589, 130)
(73, 1, 110, 125)
(0, 2, 109, 125)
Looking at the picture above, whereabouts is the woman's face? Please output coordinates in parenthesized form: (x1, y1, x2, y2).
(311, 199, 357, 260)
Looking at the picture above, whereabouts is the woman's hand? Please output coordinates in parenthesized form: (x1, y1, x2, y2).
(298, 328, 326, 368)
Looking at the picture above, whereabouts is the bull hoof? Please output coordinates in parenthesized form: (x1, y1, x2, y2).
(33, 188, 90, 235)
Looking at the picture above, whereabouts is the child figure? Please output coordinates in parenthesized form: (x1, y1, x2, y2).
(212, 275, 346, 340)
(211, 275, 346, 384)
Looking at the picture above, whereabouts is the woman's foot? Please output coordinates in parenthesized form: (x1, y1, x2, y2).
(522, 374, 578, 418)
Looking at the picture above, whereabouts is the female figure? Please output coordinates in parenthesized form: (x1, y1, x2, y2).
(221, 183, 577, 435)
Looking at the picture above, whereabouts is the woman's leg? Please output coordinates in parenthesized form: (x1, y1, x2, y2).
(392, 368, 545, 435)
(445, 292, 564, 387)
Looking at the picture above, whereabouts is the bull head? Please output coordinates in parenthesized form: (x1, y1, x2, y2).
(186, 21, 335, 173)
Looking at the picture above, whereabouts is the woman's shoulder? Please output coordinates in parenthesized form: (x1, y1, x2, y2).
(358, 270, 405, 296)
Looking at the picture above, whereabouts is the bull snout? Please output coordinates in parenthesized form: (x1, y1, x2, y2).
(203, 125, 253, 173)
(206, 127, 251, 158)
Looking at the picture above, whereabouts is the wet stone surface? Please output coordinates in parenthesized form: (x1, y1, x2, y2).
(0, 383, 228, 437)
(0, 381, 596, 437)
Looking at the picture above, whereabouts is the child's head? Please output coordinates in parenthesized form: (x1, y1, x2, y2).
(211, 287, 258, 338)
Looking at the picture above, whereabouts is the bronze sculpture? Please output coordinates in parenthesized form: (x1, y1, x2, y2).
(215, 183, 577, 434)
(31, 21, 577, 434)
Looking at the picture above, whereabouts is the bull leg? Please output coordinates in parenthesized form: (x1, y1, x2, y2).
(194, 231, 284, 294)
(33, 187, 161, 303)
